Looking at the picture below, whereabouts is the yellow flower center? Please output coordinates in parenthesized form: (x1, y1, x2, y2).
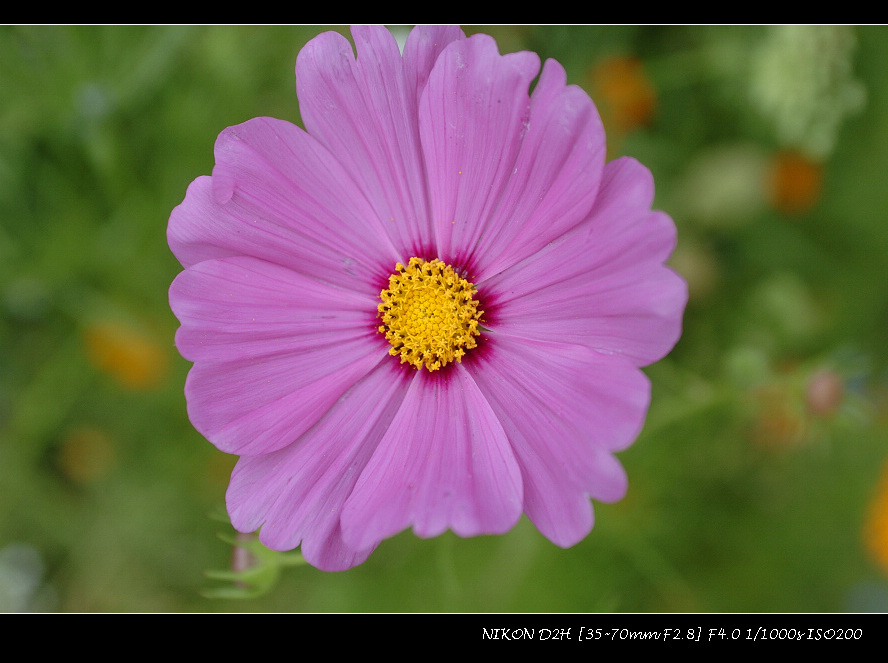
(377, 257, 483, 371)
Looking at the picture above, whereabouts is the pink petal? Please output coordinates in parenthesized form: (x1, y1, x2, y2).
(227, 360, 412, 571)
(295, 26, 463, 258)
(167, 176, 242, 268)
(172, 256, 387, 457)
(340, 364, 523, 550)
(481, 157, 687, 366)
(168, 116, 398, 287)
(418, 33, 539, 267)
(402, 25, 467, 106)
(170, 256, 377, 363)
(183, 343, 383, 459)
(469, 332, 650, 547)
(421, 46, 605, 278)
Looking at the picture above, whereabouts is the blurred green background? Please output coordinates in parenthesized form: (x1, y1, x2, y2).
(1, 25, 887, 613)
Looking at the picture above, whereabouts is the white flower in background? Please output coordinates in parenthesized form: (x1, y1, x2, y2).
(0, 543, 56, 612)
(750, 25, 866, 160)
(670, 144, 770, 227)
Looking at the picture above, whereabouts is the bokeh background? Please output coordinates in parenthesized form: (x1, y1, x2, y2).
(1, 25, 887, 613)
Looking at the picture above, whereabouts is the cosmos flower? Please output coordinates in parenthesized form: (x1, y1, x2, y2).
(168, 25, 687, 571)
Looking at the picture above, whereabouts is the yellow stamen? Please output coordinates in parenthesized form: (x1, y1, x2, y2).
(377, 257, 483, 371)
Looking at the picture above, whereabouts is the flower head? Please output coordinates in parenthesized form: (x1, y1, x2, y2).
(168, 25, 687, 571)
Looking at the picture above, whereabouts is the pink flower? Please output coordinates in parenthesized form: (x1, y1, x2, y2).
(168, 25, 687, 571)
